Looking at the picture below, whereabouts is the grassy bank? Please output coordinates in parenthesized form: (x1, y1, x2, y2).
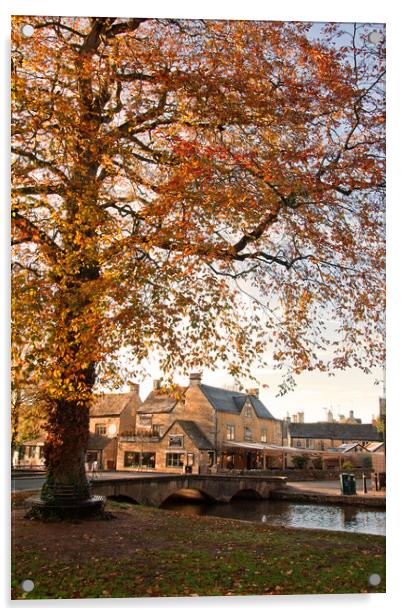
(12, 500, 385, 599)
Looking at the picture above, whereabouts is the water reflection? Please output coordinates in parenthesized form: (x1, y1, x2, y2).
(161, 498, 385, 536)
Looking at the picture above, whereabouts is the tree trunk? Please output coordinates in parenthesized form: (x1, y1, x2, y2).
(41, 398, 90, 501)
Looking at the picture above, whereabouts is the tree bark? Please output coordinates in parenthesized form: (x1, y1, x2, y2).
(41, 364, 96, 501)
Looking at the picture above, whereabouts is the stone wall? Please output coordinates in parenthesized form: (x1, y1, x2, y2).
(217, 408, 282, 447)
(234, 468, 371, 480)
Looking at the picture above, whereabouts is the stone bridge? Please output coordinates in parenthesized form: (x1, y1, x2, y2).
(91, 474, 287, 507)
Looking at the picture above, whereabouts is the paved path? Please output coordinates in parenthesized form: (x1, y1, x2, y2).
(285, 479, 385, 500)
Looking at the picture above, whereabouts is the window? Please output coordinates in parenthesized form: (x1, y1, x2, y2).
(306, 439, 310, 448)
(95, 424, 106, 435)
(187, 453, 194, 466)
(166, 452, 185, 467)
(260, 428, 267, 443)
(39, 446, 44, 459)
(244, 427, 252, 442)
(28, 446, 36, 458)
(296, 440, 301, 448)
(168, 434, 183, 448)
(244, 403, 252, 418)
(137, 414, 152, 429)
(124, 451, 156, 468)
(226, 425, 235, 441)
(207, 451, 216, 466)
(152, 424, 163, 437)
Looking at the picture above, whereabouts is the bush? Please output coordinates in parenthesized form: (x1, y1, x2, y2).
(312, 458, 323, 470)
(291, 455, 309, 469)
(362, 456, 372, 469)
(341, 460, 353, 470)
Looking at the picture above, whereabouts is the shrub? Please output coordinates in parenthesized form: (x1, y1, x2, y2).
(291, 454, 309, 469)
(312, 457, 323, 470)
(341, 460, 353, 470)
(362, 456, 372, 469)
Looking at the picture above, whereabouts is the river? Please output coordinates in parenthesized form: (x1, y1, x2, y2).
(161, 497, 385, 536)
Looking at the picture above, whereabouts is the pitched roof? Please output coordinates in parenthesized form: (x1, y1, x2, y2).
(365, 441, 384, 452)
(199, 384, 275, 419)
(288, 422, 381, 441)
(89, 392, 141, 417)
(136, 388, 186, 414)
(174, 420, 214, 450)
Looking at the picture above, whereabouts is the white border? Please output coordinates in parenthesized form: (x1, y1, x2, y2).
(2, 1, 401, 614)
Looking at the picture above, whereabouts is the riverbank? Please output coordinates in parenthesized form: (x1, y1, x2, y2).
(12, 500, 385, 599)
(273, 481, 386, 508)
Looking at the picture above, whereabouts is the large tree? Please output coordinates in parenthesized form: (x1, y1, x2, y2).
(11, 17, 385, 499)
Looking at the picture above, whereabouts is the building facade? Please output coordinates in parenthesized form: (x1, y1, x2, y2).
(117, 373, 283, 473)
(286, 422, 382, 451)
(14, 384, 142, 470)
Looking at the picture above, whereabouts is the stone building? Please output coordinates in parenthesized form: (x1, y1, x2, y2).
(14, 384, 142, 470)
(117, 373, 283, 473)
(86, 383, 142, 470)
(286, 422, 382, 451)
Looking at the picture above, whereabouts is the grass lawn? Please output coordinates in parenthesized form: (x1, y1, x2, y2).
(12, 500, 385, 599)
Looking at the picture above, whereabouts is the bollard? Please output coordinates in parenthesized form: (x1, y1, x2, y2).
(363, 474, 367, 494)
(374, 473, 378, 491)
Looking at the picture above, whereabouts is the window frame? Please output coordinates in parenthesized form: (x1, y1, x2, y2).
(226, 424, 235, 441)
(244, 426, 252, 442)
(95, 423, 107, 435)
(166, 452, 185, 467)
(124, 451, 156, 469)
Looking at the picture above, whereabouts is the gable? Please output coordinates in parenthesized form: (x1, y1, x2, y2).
(161, 419, 214, 451)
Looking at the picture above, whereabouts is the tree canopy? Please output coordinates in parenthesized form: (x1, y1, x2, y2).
(12, 17, 385, 406)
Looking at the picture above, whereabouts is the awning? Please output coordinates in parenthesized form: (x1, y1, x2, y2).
(221, 441, 362, 457)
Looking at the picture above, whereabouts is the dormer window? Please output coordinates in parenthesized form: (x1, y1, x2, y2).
(244, 402, 252, 418)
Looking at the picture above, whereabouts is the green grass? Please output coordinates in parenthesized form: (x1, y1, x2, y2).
(12, 500, 385, 599)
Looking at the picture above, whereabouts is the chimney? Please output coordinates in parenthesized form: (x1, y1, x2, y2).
(292, 414, 298, 423)
(339, 414, 345, 421)
(247, 387, 259, 399)
(349, 410, 354, 419)
(128, 382, 140, 394)
(284, 413, 291, 424)
(153, 378, 162, 391)
(189, 372, 202, 386)
(327, 410, 334, 423)
(297, 412, 304, 423)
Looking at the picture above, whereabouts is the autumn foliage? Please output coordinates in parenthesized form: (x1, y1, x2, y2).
(11, 17, 385, 495)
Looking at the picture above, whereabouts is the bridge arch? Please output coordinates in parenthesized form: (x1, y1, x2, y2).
(106, 494, 140, 505)
(160, 487, 217, 506)
(230, 488, 264, 501)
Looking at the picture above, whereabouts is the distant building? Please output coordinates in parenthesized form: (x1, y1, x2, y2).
(286, 422, 382, 451)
